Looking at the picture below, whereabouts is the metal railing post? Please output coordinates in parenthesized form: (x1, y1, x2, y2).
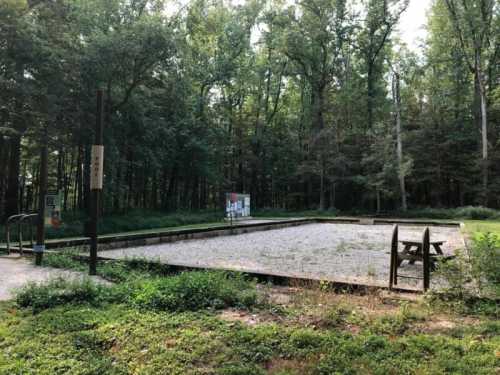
(6, 214, 25, 255)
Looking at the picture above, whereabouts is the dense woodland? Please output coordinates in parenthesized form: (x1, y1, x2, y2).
(0, 0, 499, 220)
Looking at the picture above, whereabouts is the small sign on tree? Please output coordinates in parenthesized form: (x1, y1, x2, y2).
(45, 191, 62, 229)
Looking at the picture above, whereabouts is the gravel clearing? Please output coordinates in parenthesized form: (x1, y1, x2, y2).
(98, 223, 465, 290)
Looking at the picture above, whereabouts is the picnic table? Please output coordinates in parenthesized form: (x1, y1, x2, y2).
(397, 240, 445, 267)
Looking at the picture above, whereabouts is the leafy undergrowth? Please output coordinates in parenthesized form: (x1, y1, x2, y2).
(253, 206, 500, 221)
(0, 209, 223, 242)
(1, 288, 499, 374)
(15, 270, 260, 315)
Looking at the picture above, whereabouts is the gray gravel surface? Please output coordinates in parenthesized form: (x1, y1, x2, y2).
(98, 223, 464, 289)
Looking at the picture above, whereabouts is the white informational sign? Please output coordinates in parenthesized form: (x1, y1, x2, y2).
(45, 191, 62, 228)
(225, 193, 250, 219)
(90, 145, 104, 190)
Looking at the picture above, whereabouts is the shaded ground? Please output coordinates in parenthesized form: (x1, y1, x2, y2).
(97, 223, 465, 290)
(0, 254, 107, 300)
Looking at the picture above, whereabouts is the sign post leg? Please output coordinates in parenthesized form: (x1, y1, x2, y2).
(35, 144, 48, 266)
(89, 90, 104, 275)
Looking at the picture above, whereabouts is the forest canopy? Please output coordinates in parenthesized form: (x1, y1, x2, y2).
(0, 0, 499, 219)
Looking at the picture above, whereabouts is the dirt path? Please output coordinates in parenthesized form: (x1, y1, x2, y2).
(0, 254, 107, 301)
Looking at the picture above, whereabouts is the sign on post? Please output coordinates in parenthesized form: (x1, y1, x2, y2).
(90, 145, 104, 190)
(45, 191, 62, 229)
(225, 193, 250, 219)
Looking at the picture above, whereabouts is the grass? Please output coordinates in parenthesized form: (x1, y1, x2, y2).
(464, 220, 500, 240)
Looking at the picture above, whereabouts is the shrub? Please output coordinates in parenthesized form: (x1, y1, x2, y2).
(0, 210, 223, 242)
(16, 277, 119, 313)
(469, 233, 500, 297)
(432, 233, 499, 315)
(455, 206, 500, 220)
(130, 271, 258, 311)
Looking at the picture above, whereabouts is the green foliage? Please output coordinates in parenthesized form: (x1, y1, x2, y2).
(432, 233, 499, 316)
(130, 271, 258, 312)
(15, 269, 259, 314)
(254, 208, 339, 217)
(368, 302, 427, 335)
(2, 288, 499, 374)
(469, 233, 500, 296)
(41, 248, 87, 271)
(41, 249, 172, 282)
(1, 0, 500, 221)
(393, 206, 500, 220)
(455, 207, 500, 220)
(15, 278, 119, 314)
(0, 210, 223, 242)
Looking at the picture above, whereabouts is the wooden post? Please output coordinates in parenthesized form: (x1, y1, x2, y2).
(89, 90, 104, 275)
(422, 227, 430, 291)
(35, 144, 48, 265)
(389, 224, 398, 289)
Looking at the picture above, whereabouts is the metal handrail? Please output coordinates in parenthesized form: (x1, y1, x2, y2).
(5, 213, 37, 255)
(6, 214, 24, 254)
(18, 214, 38, 255)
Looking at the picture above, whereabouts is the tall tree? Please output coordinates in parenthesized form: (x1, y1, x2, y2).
(280, 0, 353, 209)
(359, 0, 409, 130)
(444, 0, 496, 204)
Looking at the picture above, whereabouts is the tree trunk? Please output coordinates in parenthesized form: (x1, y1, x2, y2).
(475, 53, 488, 206)
(5, 61, 24, 219)
(5, 135, 21, 218)
(376, 188, 381, 214)
(312, 85, 326, 210)
(319, 159, 325, 211)
(393, 71, 407, 211)
(367, 63, 374, 129)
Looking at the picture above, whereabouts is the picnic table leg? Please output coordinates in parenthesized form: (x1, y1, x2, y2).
(432, 243, 444, 255)
(397, 244, 411, 267)
(409, 244, 422, 265)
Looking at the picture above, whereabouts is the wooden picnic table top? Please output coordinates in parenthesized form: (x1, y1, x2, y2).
(400, 240, 445, 245)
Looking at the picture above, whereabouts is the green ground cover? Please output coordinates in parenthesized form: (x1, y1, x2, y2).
(0, 300, 497, 374)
